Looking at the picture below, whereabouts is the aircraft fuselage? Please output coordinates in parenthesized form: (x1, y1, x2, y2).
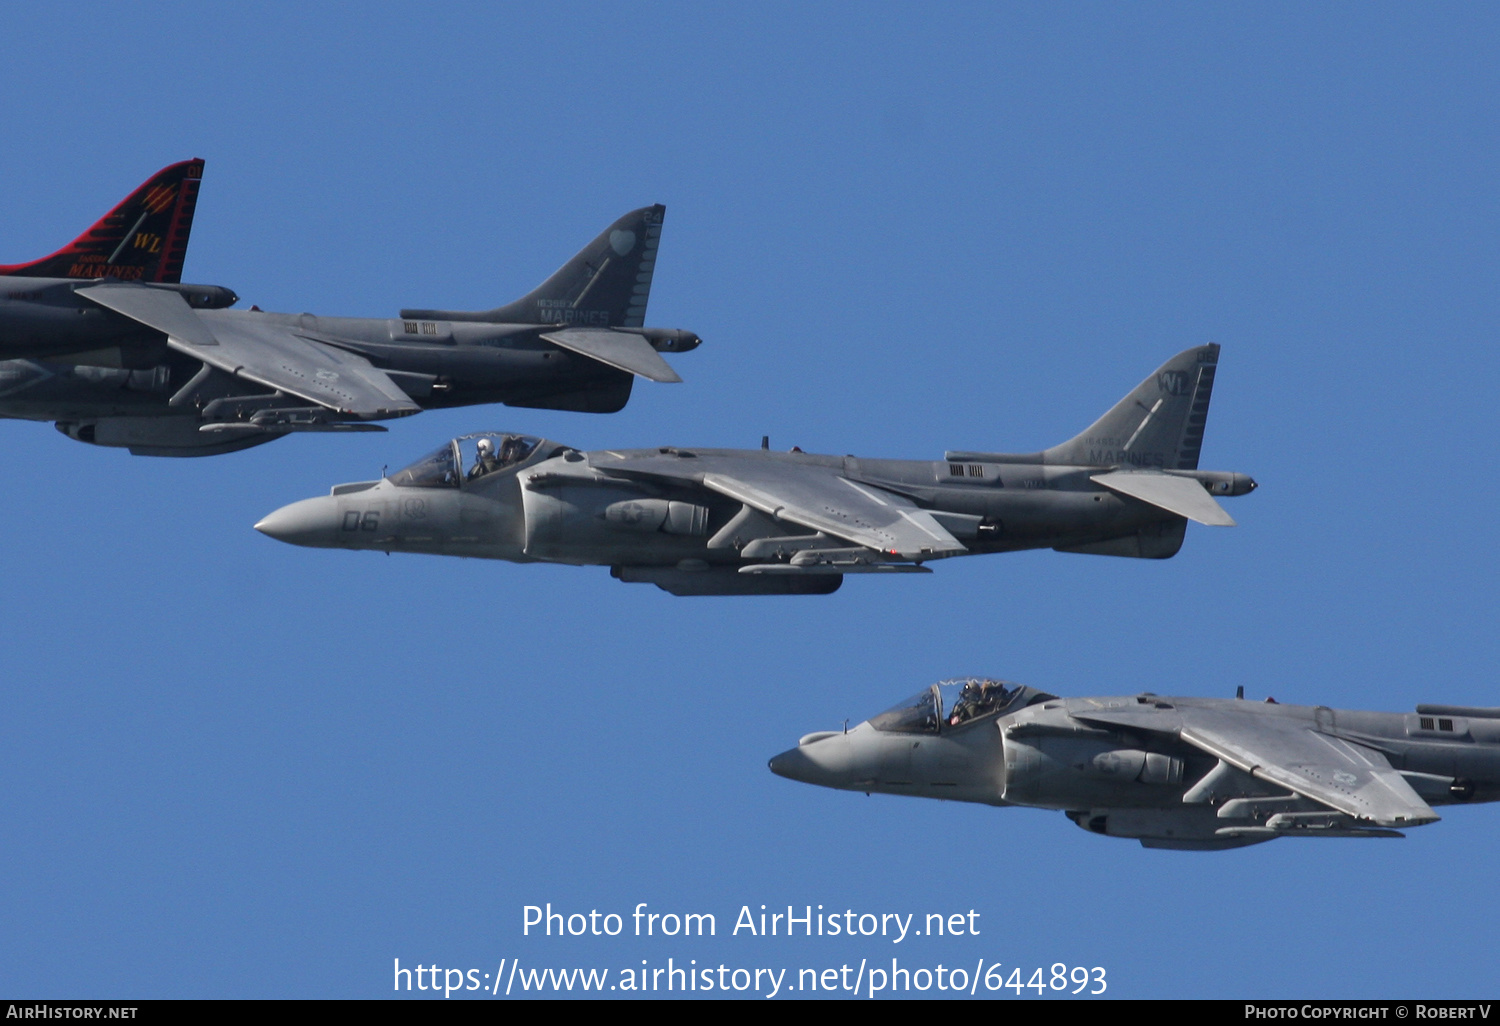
(257, 443, 1254, 575)
(0, 294, 704, 462)
(771, 688, 1500, 849)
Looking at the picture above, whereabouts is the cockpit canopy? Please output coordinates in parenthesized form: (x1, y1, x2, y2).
(388, 432, 563, 488)
(868, 678, 1053, 735)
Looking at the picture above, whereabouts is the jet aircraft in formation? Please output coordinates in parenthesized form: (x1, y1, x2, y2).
(0, 160, 698, 455)
(770, 678, 1499, 849)
(255, 344, 1254, 594)
(22, 161, 1414, 857)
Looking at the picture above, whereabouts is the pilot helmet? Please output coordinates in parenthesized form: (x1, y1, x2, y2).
(477, 438, 494, 455)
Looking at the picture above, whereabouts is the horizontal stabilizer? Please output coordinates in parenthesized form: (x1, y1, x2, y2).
(1091, 471, 1236, 526)
(540, 328, 682, 383)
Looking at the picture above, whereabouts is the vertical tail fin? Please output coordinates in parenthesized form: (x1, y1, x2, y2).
(402, 205, 666, 327)
(1043, 344, 1220, 470)
(0, 159, 204, 283)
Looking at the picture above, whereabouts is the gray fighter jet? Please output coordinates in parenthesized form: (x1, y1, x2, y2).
(0, 161, 698, 456)
(770, 678, 1499, 849)
(255, 344, 1254, 594)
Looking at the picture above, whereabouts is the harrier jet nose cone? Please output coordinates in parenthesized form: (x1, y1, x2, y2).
(768, 748, 812, 782)
(254, 497, 338, 547)
(769, 733, 847, 785)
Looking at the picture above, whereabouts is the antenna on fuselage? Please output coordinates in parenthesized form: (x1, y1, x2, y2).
(761, 436, 769, 450)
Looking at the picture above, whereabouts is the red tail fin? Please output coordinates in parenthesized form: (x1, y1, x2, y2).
(0, 159, 205, 283)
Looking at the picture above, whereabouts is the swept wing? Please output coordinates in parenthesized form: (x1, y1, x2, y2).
(588, 452, 967, 560)
(1072, 703, 1438, 827)
(77, 283, 419, 419)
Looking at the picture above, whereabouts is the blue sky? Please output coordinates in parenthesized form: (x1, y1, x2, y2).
(1, 4, 1497, 999)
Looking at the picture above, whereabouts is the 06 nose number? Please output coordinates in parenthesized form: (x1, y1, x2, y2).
(342, 511, 379, 531)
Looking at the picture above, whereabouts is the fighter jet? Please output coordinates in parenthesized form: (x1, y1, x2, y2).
(769, 677, 1499, 849)
(0, 161, 699, 456)
(255, 344, 1255, 595)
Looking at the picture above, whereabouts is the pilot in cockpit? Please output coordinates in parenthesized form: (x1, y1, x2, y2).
(948, 679, 1010, 726)
(469, 437, 500, 480)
